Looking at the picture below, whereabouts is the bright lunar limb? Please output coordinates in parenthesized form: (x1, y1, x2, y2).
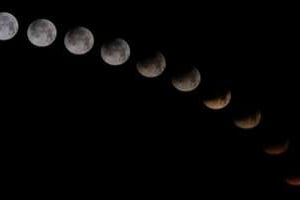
(0, 12, 19, 41)
(136, 51, 166, 78)
(234, 110, 262, 130)
(64, 27, 94, 55)
(172, 67, 201, 92)
(101, 38, 130, 66)
(27, 19, 57, 47)
(203, 90, 231, 110)
(264, 139, 289, 156)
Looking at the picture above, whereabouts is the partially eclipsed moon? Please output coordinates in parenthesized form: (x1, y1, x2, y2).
(64, 27, 94, 55)
(137, 51, 166, 78)
(234, 111, 262, 129)
(172, 67, 201, 92)
(0, 12, 19, 41)
(27, 19, 57, 47)
(264, 140, 289, 156)
(101, 38, 130, 66)
(203, 90, 231, 110)
(285, 176, 300, 187)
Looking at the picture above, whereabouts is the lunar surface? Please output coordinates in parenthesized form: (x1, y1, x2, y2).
(172, 67, 201, 92)
(0, 12, 19, 41)
(101, 38, 130, 66)
(64, 27, 94, 55)
(264, 140, 289, 156)
(203, 90, 231, 110)
(234, 111, 262, 129)
(136, 51, 166, 78)
(285, 176, 300, 186)
(27, 19, 57, 47)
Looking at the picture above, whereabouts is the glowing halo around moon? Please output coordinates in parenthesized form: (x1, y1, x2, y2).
(0, 12, 19, 41)
(203, 90, 231, 110)
(234, 111, 262, 130)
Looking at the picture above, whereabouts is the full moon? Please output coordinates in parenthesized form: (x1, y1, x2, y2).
(0, 12, 19, 41)
(27, 19, 57, 47)
(234, 111, 262, 129)
(264, 139, 289, 156)
(203, 90, 231, 110)
(285, 176, 300, 187)
(101, 38, 130, 66)
(136, 51, 166, 78)
(172, 67, 201, 92)
(64, 27, 94, 55)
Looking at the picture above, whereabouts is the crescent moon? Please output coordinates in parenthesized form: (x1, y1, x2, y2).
(285, 176, 300, 187)
(263, 139, 289, 156)
(234, 111, 262, 129)
(203, 90, 231, 110)
(171, 67, 201, 92)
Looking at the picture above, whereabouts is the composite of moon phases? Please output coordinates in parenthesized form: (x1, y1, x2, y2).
(285, 176, 300, 187)
(64, 27, 94, 55)
(136, 51, 166, 78)
(2, 11, 300, 190)
(172, 67, 201, 92)
(27, 19, 57, 47)
(234, 111, 262, 130)
(101, 38, 131, 66)
(203, 90, 231, 110)
(264, 140, 289, 156)
(0, 12, 19, 41)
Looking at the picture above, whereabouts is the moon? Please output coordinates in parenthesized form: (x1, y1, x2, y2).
(27, 19, 57, 47)
(101, 38, 130, 66)
(0, 12, 19, 41)
(264, 139, 289, 156)
(136, 51, 166, 78)
(64, 27, 94, 55)
(203, 90, 231, 110)
(234, 111, 262, 129)
(172, 67, 201, 92)
(285, 176, 300, 187)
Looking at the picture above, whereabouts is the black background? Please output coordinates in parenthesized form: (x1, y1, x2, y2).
(1, 2, 299, 196)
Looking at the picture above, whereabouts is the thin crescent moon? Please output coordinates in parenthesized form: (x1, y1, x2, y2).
(263, 140, 289, 156)
(285, 176, 300, 187)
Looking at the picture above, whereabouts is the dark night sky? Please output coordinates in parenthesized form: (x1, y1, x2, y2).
(1, 2, 299, 196)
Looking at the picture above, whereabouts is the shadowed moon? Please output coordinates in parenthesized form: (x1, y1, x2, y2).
(64, 27, 94, 55)
(136, 51, 166, 78)
(285, 176, 300, 187)
(264, 139, 289, 156)
(101, 38, 130, 66)
(172, 67, 201, 92)
(234, 111, 262, 129)
(27, 19, 57, 47)
(0, 12, 19, 41)
(203, 90, 231, 110)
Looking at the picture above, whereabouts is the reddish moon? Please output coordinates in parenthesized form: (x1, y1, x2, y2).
(203, 90, 231, 110)
(263, 140, 289, 156)
(234, 111, 262, 130)
(285, 176, 300, 187)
